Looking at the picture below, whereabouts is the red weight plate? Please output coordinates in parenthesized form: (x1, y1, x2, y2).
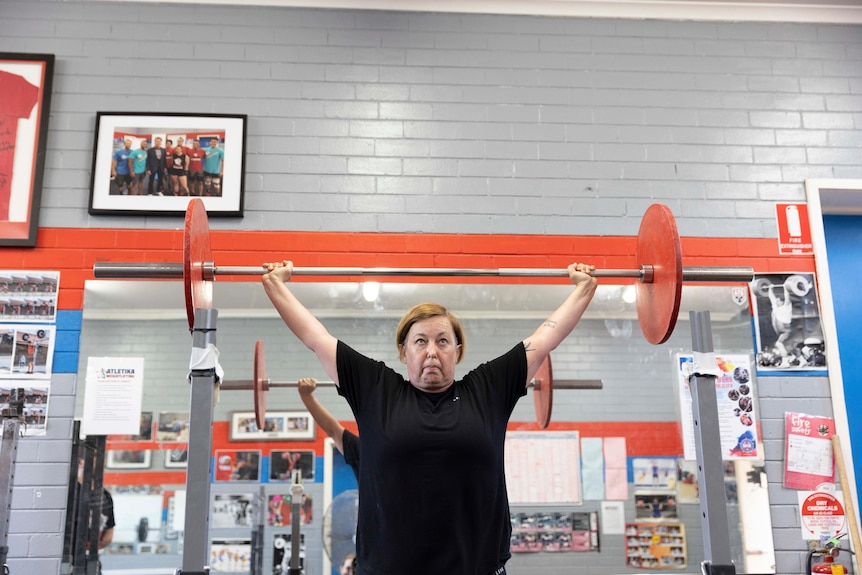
(635, 204, 683, 344)
(254, 340, 267, 430)
(532, 354, 553, 429)
(183, 199, 213, 330)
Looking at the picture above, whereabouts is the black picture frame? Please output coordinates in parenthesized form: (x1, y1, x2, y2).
(0, 52, 54, 246)
(88, 112, 246, 217)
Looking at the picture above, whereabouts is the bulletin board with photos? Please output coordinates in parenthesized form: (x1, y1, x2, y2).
(625, 522, 687, 570)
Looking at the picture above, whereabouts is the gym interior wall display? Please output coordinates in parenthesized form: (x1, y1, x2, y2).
(88, 112, 247, 217)
(214, 449, 261, 482)
(156, 411, 190, 442)
(273, 533, 306, 574)
(625, 522, 687, 570)
(211, 493, 254, 528)
(675, 353, 761, 462)
(749, 272, 826, 374)
(0, 324, 54, 378)
(0, 270, 59, 322)
(631, 457, 678, 490)
(510, 511, 599, 553)
(106, 449, 151, 470)
(270, 449, 316, 482)
(229, 410, 315, 442)
(164, 448, 188, 469)
(0, 53, 54, 246)
(0, 384, 48, 436)
(209, 538, 251, 572)
(505, 431, 582, 505)
(109, 411, 154, 442)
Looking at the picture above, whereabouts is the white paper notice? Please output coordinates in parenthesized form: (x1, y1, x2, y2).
(81, 357, 144, 435)
(600, 501, 626, 535)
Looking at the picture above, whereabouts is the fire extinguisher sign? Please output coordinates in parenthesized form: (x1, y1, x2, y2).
(798, 489, 846, 540)
(776, 203, 814, 255)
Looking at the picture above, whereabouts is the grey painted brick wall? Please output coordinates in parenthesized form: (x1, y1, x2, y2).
(1, 1, 861, 239)
(0, 1, 858, 573)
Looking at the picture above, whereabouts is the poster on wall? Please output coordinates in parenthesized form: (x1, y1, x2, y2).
(108, 411, 154, 442)
(81, 356, 144, 435)
(0, 324, 54, 379)
(750, 272, 826, 374)
(0, 271, 58, 322)
(0, 54, 54, 247)
(0, 384, 48, 435)
(505, 431, 581, 505)
(209, 538, 251, 572)
(211, 493, 254, 528)
(676, 353, 761, 461)
(273, 533, 305, 574)
(214, 449, 261, 482)
(625, 522, 687, 569)
(510, 511, 599, 552)
(632, 457, 677, 489)
(797, 487, 846, 541)
(783, 412, 835, 490)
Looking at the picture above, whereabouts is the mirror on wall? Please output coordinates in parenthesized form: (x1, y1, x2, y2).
(69, 280, 775, 575)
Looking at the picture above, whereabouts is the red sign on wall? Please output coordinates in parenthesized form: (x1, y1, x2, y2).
(776, 203, 813, 255)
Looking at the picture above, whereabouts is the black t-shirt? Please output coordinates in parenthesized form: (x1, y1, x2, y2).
(342, 429, 360, 481)
(100, 488, 116, 530)
(77, 484, 115, 529)
(337, 340, 527, 575)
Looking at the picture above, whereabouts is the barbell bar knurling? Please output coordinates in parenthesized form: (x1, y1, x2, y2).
(93, 262, 753, 283)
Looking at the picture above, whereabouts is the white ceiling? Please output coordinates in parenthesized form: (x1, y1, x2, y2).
(102, 0, 862, 24)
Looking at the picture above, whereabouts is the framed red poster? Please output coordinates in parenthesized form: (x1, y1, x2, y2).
(0, 53, 54, 246)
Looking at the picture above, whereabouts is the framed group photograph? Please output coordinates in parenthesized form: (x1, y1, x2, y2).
(0, 53, 54, 247)
(229, 411, 315, 442)
(88, 112, 247, 217)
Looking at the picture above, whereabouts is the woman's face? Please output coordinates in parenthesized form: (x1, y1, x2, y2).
(400, 315, 460, 392)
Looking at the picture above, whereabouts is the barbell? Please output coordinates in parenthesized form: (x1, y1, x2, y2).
(221, 340, 602, 429)
(94, 199, 754, 345)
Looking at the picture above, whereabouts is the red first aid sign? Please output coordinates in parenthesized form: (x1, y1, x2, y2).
(776, 203, 813, 255)
(800, 492, 846, 537)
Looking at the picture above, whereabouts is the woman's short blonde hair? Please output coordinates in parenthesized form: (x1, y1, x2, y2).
(396, 302, 465, 363)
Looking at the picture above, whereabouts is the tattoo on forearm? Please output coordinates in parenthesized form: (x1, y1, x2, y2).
(543, 319, 558, 329)
(524, 339, 534, 352)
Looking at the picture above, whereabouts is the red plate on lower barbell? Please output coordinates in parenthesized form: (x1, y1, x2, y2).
(183, 198, 214, 330)
(533, 354, 553, 429)
(636, 204, 683, 345)
(254, 339, 267, 429)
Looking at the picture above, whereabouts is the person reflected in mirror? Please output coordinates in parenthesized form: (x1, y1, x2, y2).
(297, 377, 358, 480)
(262, 260, 597, 575)
(75, 456, 115, 550)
